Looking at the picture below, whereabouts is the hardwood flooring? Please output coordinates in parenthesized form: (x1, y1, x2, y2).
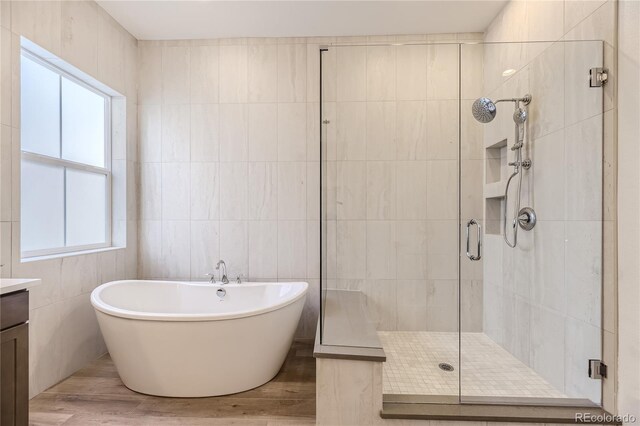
(29, 341, 316, 425)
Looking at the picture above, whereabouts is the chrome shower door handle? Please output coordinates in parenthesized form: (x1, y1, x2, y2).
(465, 219, 482, 261)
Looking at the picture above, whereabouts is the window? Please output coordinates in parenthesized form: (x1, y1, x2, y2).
(20, 49, 111, 258)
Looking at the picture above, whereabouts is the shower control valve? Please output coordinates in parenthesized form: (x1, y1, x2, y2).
(517, 207, 537, 231)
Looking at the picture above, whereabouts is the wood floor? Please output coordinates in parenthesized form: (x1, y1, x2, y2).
(29, 341, 316, 425)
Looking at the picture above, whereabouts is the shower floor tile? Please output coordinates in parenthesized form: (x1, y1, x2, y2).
(378, 331, 566, 399)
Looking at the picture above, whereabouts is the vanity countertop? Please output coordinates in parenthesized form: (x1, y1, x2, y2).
(0, 278, 42, 295)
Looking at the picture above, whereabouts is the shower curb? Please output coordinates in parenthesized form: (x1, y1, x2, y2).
(381, 402, 622, 424)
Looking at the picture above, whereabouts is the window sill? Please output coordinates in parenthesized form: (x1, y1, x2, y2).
(20, 246, 126, 263)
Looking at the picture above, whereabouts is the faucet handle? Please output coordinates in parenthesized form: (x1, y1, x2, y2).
(205, 272, 216, 283)
(236, 274, 244, 284)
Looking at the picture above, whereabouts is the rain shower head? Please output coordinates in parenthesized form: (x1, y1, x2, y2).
(472, 97, 497, 123)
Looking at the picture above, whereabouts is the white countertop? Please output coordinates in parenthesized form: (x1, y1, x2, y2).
(0, 278, 42, 295)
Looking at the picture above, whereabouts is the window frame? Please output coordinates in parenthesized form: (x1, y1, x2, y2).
(20, 48, 112, 259)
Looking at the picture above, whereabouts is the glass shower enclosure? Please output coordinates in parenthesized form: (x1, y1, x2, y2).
(319, 39, 607, 407)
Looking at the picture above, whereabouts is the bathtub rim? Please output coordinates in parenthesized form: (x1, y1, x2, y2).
(91, 280, 308, 322)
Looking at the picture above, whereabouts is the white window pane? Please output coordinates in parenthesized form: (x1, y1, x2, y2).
(20, 55, 61, 158)
(65, 169, 107, 247)
(21, 160, 64, 252)
(61, 77, 106, 167)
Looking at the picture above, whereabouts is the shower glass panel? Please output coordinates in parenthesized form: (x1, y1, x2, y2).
(319, 41, 462, 402)
(319, 39, 606, 409)
(460, 40, 605, 407)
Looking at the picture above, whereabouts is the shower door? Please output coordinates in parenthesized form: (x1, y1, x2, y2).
(459, 40, 607, 407)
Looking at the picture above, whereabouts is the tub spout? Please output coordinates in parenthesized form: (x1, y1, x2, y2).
(216, 260, 229, 285)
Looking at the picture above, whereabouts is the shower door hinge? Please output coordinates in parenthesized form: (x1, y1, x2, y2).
(588, 359, 607, 379)
(589, 67, 608, 87)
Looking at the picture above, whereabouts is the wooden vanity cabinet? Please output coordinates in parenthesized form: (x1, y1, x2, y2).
(0, 290, 29, 426)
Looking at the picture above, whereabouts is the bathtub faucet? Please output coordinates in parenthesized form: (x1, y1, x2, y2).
(216, 260, 229, 285)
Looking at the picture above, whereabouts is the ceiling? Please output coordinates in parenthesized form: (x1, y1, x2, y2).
(97, 1, 508, 41)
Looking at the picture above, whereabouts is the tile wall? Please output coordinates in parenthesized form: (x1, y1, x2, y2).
(0, 0, 138, 397)
(321, 34, 485, 333)
(480, 0, 617, 405)
(137, 37, 323, 338)
(617, 0, 640, 420)
(137, 33, 485, 338)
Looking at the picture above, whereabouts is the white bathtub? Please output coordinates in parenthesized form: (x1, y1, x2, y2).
(91, 280, 308, 397)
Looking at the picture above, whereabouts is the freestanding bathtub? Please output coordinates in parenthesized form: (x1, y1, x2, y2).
(91, 280, 308, 397)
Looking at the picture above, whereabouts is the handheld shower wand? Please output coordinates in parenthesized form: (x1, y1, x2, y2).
(503, 101, 529, 248)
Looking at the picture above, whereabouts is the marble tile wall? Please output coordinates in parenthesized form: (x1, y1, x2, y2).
(0, 1, 138, 397)
(323, 34, 485, 333)
(480, 0, 616, 405)
(138, 33, 485, 337)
